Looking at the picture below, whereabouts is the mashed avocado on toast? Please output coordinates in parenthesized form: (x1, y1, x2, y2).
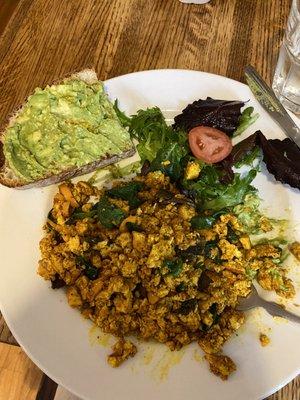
(0, 70, 135, 187)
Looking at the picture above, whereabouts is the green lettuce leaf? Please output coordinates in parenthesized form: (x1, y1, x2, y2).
(115, 104, 188, 166)
(184, 165, 257, 211)
(150, 142, 188, 181)
(234, 107, 259, 137)
(129, 107, 171, 162)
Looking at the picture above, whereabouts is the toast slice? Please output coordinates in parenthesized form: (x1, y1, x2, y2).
(0, 69, 135, 189)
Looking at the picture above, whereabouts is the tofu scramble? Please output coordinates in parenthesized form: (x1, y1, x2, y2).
(38, 171, 295, 380)
(259, 333, 271, 347)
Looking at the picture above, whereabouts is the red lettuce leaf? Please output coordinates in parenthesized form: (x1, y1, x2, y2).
(257, 132, 300, 190)
(218, 130, 300, 190)
(173, 97, 245, 135)
(217, 133, 258, 183)
(229, 132, 258, 164)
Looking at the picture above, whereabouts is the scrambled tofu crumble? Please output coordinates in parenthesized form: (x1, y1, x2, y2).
(38, 171, 295, 380)
(259, 333, 270, 347)
(290, 242, 300, 262)
(107, 338, 137, 367)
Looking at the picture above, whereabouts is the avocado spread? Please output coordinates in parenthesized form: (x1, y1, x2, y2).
(3, 79, 133, 182)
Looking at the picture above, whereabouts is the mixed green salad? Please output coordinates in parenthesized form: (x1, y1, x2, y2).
(113, 98, 261, 213)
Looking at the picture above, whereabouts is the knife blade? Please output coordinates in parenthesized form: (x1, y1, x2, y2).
(245, 65, 300, 148)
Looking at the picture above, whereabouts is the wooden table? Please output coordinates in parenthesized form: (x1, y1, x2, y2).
(0, 1, 299, 399)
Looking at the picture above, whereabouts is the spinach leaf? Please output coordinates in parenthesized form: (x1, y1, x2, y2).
(195, 262, 205, 270)
(92, 197, 126, 228)
(225, 130, 300, 191)
(175, 244, 203, 262)
(126, 222, 144, 232)
(208, 303, 220, 327)
(66, 208, 97, 225)
(203, 241, 222, 264)
(133, 283, 147, 299)
(190, 210, 227, 230)
(76, 256, 99, 280)
(178, 299, 197, 315)
(163, 259, 183, 277)
(66, 196, 126, 228)
(191, 215, 215, 229)
(204, 240, 218, 258)
(176, 282, 186, 292)
(227, 226, 239, 243)
(107, 181, 144, 208)
(84, 236, 100, 244)
(210, 303, 220, 322)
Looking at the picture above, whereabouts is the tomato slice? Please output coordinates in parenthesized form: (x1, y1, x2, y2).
(188, 126, 232, 163)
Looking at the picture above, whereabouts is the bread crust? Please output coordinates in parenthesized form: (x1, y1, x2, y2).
(1, 148, 136, 189)
(0, 69, 135, 189)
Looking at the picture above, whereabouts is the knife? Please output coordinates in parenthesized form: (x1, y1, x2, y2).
(244, 65, 300, 148)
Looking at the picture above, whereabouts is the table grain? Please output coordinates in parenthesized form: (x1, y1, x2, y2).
(0, 1, 299, 399)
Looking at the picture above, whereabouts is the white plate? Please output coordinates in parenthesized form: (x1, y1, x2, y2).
(1, 69, 300, 400)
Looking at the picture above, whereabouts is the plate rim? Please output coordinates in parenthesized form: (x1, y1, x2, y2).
(1, 68, 299, 400)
